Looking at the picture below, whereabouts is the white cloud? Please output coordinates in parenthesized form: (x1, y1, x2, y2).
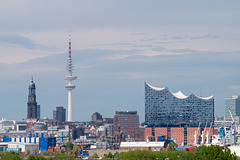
(0, 26, 238, 65)
(0, 42, 60, 64)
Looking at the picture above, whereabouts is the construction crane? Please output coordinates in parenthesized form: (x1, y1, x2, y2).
(201, 122, 207, 144)
(194, 122, 201, 145)
(228, 108, 237, 144)
(206, 122, 212, 144)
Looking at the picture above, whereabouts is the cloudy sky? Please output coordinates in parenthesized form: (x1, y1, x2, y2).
(0, 0, 239, 122)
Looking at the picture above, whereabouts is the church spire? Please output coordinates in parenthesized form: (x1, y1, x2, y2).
(29, 76, 36, 95)
(27, 76, 38, 119)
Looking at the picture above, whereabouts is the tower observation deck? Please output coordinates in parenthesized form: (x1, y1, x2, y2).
(64, 32, 77, 121)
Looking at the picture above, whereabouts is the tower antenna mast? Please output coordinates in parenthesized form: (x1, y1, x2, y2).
(64, 31, 77, 121)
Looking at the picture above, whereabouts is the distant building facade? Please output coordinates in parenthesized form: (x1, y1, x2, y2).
(138, 126, 146, 141)
(72, 127, 84, 140)
(92, 112, 103, 122)
(114, 111, 139, 139)
(214, 116, 240, 129)
(225, 95, 240, 117)
(145, 126, 214, 146)
(103, 118, 114, 124)
(0, 118, 16, 130)
(27, 77, 38, 119)
(37, 105, 41, 119)
(145, 82, 214, 127)
(104, 124, 114, 137)
(53, 106, 66, 122)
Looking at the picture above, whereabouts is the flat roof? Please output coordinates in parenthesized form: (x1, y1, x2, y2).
(115, 111, 137, 115)
(120, 141, 164, 148)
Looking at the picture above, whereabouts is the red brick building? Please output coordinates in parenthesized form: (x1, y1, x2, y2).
(154, 127, 167, 142)
(144, 127, 152, 141)
(187, 127, 198, 145)
(171, 127, 184, 146)
(138, 127, 145, 141)
(144, 127, 214, 146)
(114, 111, 139, 139)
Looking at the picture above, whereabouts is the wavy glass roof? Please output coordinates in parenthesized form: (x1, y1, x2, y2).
(146, 82, 213, 100)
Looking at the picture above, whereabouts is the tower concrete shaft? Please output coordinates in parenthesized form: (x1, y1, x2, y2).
(64, 32, 77, 122)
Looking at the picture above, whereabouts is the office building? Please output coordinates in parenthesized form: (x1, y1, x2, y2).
(145, 82, 214, 127)
(92, 112, 103, 122)
(225, 95, 240, 117)
(53, 106, 66, 122)
(72, 127, 84, 140)
(114, 111, 139, 139)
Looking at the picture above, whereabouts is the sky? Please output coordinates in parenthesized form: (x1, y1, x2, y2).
(0, 0, 240, 123)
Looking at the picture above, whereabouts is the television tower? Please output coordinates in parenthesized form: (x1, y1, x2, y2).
(64, 32, 77, 122)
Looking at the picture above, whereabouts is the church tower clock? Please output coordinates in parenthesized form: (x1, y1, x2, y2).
(27, 77, 37, 119)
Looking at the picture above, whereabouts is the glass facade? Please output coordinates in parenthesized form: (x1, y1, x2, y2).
(145, 82, 214, 127)
(225, 96, 240, 117)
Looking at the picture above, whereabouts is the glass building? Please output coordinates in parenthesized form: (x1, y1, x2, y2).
(145, 82, 214, 127)
(225, 95, 240, 117)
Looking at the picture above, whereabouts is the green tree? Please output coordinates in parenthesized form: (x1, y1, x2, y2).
(167, 142, 177, 151)
(71, 145, 80, 157)
(66, 142, 73, 151)
(93, 122, 102, 126)
(12, 155, 23, 160)
(196, 144, 205, 152)
(27, 155, 35, 160)
(193, 145, 237, 160)
(25, 150, 30, 155)
(92, 153, 99, 159)
(50, 152, 75, 160)
(114, 152, 120, 159)
(34, 156, 47, 160)
(107, 152, 113, 158)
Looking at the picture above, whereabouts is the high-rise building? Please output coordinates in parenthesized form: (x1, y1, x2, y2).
(27, 77, 38, 119)
(225, 95, 240, 117)
(92, 112, 103, 122)
(145, 82, 214, 127)
(37, 105, 41, 119)
(114, 111, 139, 139)
(53, 106, 66, 122)
(64, 32, 77, 122)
